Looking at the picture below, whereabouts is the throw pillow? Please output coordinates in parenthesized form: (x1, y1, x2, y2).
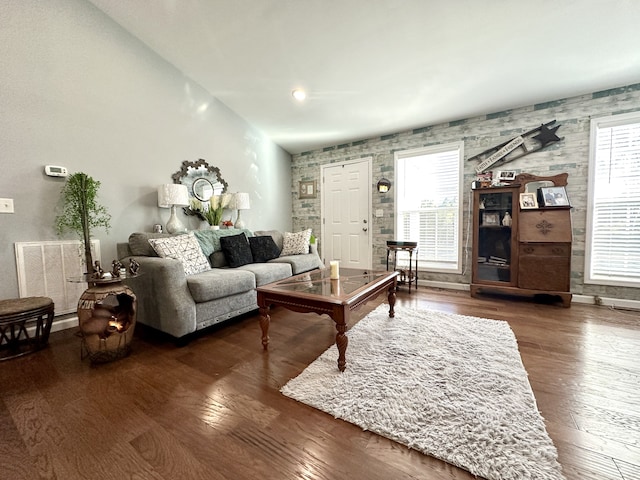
(129, 232, 172, 256)
(253, 230, 284, 250)
(249, 236, 281, 263)
(280, 229, 312, 256)
(220, 233, 253, 267)
(148, 232, 211, 276)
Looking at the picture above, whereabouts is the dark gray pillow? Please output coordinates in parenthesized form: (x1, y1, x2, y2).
(220, 233, 253, 267)
(129, 232, 172, 256)
(249, 236, 281, 263)
(209, 251, 228, 268)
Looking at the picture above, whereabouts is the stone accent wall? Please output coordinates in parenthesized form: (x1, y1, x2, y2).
(291, 83, 640, 301)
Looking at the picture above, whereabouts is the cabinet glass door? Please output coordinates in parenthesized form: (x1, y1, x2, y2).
(476, 191, 513, 283)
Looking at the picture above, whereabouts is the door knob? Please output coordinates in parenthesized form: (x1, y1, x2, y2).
(362, 227, 368, 232)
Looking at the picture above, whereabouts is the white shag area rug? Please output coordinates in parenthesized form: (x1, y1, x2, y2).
(281, 305, 565, 480)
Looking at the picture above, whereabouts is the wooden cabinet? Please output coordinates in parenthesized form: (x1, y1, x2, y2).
(471, 187, 519, 286)
(470, 173, 572, 307)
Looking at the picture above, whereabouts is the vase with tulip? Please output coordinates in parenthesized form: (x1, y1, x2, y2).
(204, 194, 232, 229)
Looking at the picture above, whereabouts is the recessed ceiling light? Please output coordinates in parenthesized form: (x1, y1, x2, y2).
(292, 89, 307, 101)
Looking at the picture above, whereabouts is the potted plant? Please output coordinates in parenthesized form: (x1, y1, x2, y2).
(55, 172, 111, 273)
(204, 194, 232, 229)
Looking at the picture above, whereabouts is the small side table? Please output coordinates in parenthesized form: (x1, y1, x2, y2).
(68, 274, 138, 363)
(0, 297, 54, 361)
(386, 241, 418, 292)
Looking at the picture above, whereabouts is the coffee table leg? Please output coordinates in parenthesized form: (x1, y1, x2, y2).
(335, 322, 348, 372)
(259, 306, 270, 350)
(388, 283, 396, 318)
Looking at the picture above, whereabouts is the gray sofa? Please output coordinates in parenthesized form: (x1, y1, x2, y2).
(116, 229, 323, 340)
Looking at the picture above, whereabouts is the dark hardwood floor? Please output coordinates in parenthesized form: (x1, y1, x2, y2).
(1, 288, 638, 480)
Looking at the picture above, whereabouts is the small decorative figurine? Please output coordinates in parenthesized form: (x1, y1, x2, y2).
(112, 260, 123, 278)
(93, 260, 105, 279)
(502, 211, 512, 227)
(128, 258, 140, 276)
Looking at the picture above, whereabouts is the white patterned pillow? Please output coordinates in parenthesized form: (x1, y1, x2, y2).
(280, 229, 312, 256)
(148, 232, 211, 276)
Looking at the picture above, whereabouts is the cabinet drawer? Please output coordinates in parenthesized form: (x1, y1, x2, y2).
(519, 243, 570, 257)
(519, 210, 572, 243)
(518, 243, 570, 291)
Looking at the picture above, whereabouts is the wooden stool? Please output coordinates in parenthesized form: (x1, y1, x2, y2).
(0, 297, 54, 360)
(386, 241, 419, 292)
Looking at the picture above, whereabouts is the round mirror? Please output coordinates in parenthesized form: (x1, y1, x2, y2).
(192, 178, 214, 201)
(171, 159, 228, 200)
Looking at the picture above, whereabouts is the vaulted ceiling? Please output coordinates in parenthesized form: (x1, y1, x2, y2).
(88, 0, 640, 154)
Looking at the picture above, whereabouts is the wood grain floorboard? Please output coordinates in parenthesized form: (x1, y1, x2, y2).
(0, 287, 638, 479)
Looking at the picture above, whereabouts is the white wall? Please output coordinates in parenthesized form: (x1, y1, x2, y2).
(0, 0, 292, 300)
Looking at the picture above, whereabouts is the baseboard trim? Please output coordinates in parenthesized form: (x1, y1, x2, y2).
(50, 316, 78, 333)
(416, 280, 470, 291)
(24, 315, 77, 336)
(416, 282, 640, 311)
(572, 294, 640, 311)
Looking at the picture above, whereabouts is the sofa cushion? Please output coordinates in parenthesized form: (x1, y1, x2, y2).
(253, 230, 284, 250)
(129, 232, 173, 256)
(148, 232, 211, 276)
(209, 251, 228, 268)
(248, 236, 281, 263)
(193, 228, 253, 257)
(187, 268, 256, 303)
(280, 229, 312, 256)
(270, 253, 323, 275)
(220, 233, 253, 267)
(238, 262, 292, 287)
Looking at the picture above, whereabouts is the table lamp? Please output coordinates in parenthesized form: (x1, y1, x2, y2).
(157, 184, 189, 234)
(233, 192, 250, 229)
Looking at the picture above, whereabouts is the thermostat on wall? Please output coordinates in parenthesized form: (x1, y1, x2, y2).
(44, 165, 68, 177)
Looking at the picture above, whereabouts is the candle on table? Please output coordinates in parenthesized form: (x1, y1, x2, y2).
(330, 260, 340, 279)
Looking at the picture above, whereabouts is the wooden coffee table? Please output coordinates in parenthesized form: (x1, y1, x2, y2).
(256, 268, 398, 371)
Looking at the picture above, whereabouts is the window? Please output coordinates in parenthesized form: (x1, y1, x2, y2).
(395, 142, 463, 273)
(586, 112, 640, 287)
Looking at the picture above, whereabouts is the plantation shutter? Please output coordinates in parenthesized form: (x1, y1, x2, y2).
(587, 115, 640, 286)
(395, 143, 462, 272)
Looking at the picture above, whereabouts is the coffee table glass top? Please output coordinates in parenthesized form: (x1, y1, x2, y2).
(261, 268, 392, 297)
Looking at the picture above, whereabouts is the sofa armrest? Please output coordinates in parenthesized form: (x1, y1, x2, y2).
(121, 256, 196, 339)
(116, 242, 133, 260)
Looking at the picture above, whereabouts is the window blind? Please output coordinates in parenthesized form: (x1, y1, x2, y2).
(586, 114, 640, 286)
(395, 143, 463, 272)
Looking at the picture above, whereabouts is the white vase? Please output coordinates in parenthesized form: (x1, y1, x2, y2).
(211, 225, 220, 230)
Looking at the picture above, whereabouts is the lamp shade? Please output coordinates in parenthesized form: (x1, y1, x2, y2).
(158, 184, 189, 208)
(233, 192, 251, 210)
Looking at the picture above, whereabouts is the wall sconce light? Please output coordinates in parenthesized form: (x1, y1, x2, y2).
(377, 178, 391, 193)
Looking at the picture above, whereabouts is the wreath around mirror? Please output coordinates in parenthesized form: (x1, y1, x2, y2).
(171, 159, 228, 200)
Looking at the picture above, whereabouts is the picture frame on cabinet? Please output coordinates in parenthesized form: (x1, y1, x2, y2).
(482, 212, 500, 225)
(539, 186, 570, 207)
(519, 192, 538, 209)
(496, 170, 517, 181)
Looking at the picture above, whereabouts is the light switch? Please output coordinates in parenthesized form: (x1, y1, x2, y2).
(375, 209, 384, 218)
(0, 198, 14, 213)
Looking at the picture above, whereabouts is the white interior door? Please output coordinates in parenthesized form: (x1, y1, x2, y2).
(321, 158, 372, 269)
